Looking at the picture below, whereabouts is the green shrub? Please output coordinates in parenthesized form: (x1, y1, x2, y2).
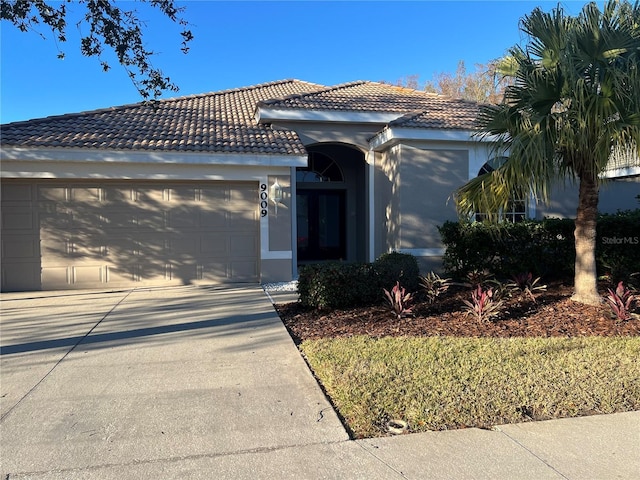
(538, 217, 576, 276)
(298, 262, 379, 309)
(439, 219, 574, 280)
(373, 252, 420, 292)
(597, 210, 640, 282)
(298, 252, 420, 310)
(439, 210, 640, 282)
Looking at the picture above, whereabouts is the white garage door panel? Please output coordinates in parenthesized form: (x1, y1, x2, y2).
(1, 180, 260, 291)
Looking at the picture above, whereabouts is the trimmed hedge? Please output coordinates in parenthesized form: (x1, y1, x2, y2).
(298, 252, 419, 310)
(597, 210, 640, 281)
(439, 209, 640, 282)
(298, 262, 378, 310)
(373, 251, 420, 292)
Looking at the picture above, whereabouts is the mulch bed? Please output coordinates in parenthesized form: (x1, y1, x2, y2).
(276, 283, 640, 343)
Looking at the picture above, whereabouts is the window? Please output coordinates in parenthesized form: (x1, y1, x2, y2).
(296, 152, 344, 183)
(474, 158, 527, 223)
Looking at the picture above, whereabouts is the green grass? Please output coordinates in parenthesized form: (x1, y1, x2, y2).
(300, 336, 640, 438)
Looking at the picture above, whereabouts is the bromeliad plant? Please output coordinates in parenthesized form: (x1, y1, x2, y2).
(605, 281, 637, 321)
(462, 285, 503, 322)
(383, 282, 414, 319)
(419, 271, 451, 304)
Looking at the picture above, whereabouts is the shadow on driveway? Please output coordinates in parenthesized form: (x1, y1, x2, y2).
(1, 311, 273, 355)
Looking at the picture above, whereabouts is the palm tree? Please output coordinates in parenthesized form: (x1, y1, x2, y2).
(455, 0, 640, 305)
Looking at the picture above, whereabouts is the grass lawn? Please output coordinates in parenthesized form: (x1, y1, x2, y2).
(300, 335, 640, 438)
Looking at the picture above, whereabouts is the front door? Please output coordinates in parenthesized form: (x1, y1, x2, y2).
(296, 189, 346, 261)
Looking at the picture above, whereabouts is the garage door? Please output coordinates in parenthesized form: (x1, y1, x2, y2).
(1, 180, 260, 291)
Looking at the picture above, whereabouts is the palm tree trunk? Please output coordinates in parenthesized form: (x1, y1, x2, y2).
(571, 173, 601, 305)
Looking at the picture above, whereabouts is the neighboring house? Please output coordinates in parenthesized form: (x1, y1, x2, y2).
(1, 79, 638, 291)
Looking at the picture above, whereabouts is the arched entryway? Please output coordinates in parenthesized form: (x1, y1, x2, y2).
(296, 143, 367, 264)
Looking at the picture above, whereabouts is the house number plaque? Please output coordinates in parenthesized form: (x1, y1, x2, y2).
(260, 183, 268, 217)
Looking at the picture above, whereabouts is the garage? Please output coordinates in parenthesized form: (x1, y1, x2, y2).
(1, 180, 260, 291)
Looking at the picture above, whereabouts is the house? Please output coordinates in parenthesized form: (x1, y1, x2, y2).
(1, 79, 638, 292)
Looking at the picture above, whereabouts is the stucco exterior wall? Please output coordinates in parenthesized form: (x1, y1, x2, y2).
(397, 145, 468, 249)
(375, 144, 468, 271)
(535, 176, 639, 219)
(271, 122, 383, 151)
(267, 174, 292, 251)
(535, 180, 579, 219)
(376, 146, 400, 255)
(600, 177, 639, 213)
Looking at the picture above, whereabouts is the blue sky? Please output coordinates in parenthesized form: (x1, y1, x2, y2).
(1, 0, 593, 124)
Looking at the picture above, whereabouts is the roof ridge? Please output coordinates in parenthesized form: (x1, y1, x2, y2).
(316, 80, 370, 92)
(0, 104, 138, 127)
(366, 80, 445, 98)
(257, 80, 368, 107)
(165, 78, 325, 100)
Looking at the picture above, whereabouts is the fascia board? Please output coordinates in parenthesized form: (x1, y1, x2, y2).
(256, 107, 402, 124)
(600, 166, 640, 179)
(396, 248, 446, 257)
(0, 146, 308, 168)
(369, 127, 481, 151)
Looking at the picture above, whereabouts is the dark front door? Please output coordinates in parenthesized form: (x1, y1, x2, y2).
(297, 189, 346, 261)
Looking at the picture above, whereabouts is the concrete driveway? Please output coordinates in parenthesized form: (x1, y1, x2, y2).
(2, 285, 639, 479)
(0, 285, 354, 479)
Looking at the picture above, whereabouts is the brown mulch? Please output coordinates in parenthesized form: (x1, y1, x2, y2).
(276, 283, 640, 343)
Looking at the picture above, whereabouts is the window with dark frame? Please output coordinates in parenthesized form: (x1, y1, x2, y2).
(474, 158, 527, 223)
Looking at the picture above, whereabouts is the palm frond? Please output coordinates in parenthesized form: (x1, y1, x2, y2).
(458, 0, 640, 221)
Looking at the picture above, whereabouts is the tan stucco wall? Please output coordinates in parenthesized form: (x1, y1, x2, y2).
(261, 258, 293, 283)
(376, 146, 400, 254)
(271, 122, 382, 152)
(374, 144, 468, 268)
(397, 145, 467, 249)
(267, 174, 292, 251)
(534, 180, 579, 219)
(535, 176, 639, 219)
(600, 177, 639, 213)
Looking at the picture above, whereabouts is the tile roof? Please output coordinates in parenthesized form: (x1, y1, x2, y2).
(1, 79, 482, 156)
(257, 80, 481, 129)
(387, 98, 481, 130)
(0, 80, 325, 155)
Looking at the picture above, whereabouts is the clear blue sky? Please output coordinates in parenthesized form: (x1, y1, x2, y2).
(1, 0, 593, 124)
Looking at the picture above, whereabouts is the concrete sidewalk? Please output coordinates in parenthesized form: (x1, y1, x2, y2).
(1, 285, 638, 479)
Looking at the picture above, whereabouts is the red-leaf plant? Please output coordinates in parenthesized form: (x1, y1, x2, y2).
(605, 281, 637, 321)
(462, 285, 503, 322)
(383, 281, 414, 319)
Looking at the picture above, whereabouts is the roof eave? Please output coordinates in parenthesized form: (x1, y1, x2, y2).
(600, 166, 640, 179)
(255, 106, 403, 125)
(369, 127, 482, 151)
(0, 146, 308, 168)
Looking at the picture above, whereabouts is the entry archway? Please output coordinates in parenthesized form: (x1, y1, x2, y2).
(296, 143, 366, 264)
